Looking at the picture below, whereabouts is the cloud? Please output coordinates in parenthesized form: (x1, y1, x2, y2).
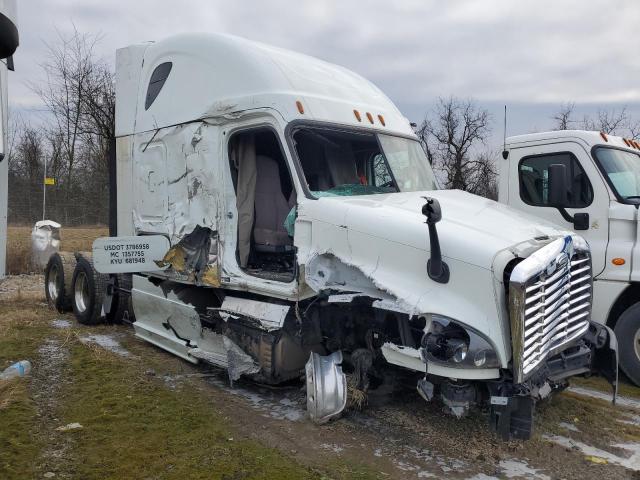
(7, 0, 640, 133)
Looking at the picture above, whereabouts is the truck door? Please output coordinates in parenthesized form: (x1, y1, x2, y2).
(507, 142, 609, 276)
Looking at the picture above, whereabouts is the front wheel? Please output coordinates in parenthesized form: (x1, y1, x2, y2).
(71, 255, 107, 325)
(614, 303, 640, 386)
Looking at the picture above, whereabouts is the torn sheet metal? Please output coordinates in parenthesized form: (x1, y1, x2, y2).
(156, 225, 221, 286)
(305, 253, 413, 314)
(223, 336, 260, 382)
(306, 351, 347, 424)
(218, 296, 290, 331)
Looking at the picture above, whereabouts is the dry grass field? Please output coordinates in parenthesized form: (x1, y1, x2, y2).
(6, 225, 108, 275)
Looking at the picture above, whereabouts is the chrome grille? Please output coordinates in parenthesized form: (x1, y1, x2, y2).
(508, 236, 592, 383)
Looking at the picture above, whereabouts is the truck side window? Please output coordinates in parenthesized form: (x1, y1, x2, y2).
(519, 152, 593, 208)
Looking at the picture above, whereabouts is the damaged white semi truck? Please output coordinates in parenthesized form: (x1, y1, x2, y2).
(43, 33, 618, 440)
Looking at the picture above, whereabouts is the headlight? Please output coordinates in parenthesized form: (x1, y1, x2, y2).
(419, 315, 500, 369)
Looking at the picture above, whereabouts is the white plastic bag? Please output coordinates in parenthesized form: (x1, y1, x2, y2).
(31, 220, 61, 271)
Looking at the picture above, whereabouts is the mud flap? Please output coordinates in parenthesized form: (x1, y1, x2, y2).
(589, 323, 619, 403)
(489, 396, 534, 441)
(306, 351, 347, 424)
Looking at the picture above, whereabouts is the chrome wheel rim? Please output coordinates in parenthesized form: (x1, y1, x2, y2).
(634, 328, 640, 361)
(74, 272, 89, 313)
(47, 264, 59, 301)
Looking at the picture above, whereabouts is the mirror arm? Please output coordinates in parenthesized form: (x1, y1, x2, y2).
(555, 207, 575, 223)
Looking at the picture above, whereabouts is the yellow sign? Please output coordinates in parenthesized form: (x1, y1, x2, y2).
(44, 177, 55, 186)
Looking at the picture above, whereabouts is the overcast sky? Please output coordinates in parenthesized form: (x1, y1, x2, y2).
(8, 0, 640, 149)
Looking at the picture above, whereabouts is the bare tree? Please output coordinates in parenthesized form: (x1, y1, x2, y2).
(418, 97, 494, 196)
(552, 102, 575, 130)
(581, 107, 628, 134)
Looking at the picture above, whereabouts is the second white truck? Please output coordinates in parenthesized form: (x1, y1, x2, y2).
(500, 130, 640, 385)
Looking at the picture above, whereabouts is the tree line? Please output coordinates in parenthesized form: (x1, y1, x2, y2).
(6, 29, 640, 225)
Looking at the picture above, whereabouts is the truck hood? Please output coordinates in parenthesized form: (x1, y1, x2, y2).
(303, 189, 572, 270)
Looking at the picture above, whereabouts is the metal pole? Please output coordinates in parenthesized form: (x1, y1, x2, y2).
(42, 153, 46, 221)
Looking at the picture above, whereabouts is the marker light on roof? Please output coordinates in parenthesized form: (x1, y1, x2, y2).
(366, 112, 374, 124)
(599, 132, 608, 142)
(353, 109, 362, 122)
(296, 101, 304, 114)
(378, 114, 386, 126)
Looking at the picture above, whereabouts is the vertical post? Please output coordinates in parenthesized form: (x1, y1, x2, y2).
(42, 153, 46, 221)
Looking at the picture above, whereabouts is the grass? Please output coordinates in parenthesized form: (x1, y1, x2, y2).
(0, 301, 56, 480)
(0, 298, 379, 480)
(6, 225, 107, 275)
(57, 341, 320, 480)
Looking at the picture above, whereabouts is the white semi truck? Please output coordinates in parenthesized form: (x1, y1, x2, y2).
(43, 33, 617, 440)
(0, 0, 18, 278)
(499, 130, 640, 385)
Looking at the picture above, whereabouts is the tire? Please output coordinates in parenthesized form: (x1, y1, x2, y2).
(71, 254, 107, 325)
(106, 273, 133, 324)
(44, 252, 77, 312)
(614, 303, 640, 386)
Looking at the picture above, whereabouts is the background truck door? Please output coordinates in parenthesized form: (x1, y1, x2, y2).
(507, 141, 610, 276)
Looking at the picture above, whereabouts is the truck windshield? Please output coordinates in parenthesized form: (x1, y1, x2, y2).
(593, 147, 640, 201)
(292, 126, 438, 197)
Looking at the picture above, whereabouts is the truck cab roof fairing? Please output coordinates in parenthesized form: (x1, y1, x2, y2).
(115, 33, 413, 137)
(0, 0, 18, 59)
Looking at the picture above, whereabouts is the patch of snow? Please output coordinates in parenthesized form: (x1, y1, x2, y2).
(320, 443, 344, 454)
(558, 421, 580, 432)
(55, 422, 83, 431)
(567, 386, 640, 411)
(499, 459, 550, 480)
(52, 319, 71, 329)
(543, 434, 640, 471)
(205, 376, 306, 422)
(79, 334, 131, 357)
(618, 413, 640, 427)
(466, 475, 499, 480)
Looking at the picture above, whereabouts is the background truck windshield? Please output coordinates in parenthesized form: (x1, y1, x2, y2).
(292, 127, 438, 197)
(594, 147, 640, 200)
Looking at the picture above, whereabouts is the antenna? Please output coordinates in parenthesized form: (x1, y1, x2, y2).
(501, 105, 509, 160)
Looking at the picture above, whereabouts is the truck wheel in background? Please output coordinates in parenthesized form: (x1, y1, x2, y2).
(106, 273, 134, 324)
(71, 254, 107, 325)
(44, 252, 77, 312)
(614, 303, 640, 386)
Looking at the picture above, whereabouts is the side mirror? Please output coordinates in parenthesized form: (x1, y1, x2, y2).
(547, 163, 590, 230)
(548, 164, 569, 207)
(421, 197, 442, 224)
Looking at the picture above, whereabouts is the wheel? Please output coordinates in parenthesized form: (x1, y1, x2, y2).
(106, 274, 134, 324)
(71, 254, 107, 325)
(614, 303, 640, 386)
(44, 252, 77, 312)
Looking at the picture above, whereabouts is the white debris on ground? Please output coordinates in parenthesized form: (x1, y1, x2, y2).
(558, 421, 580, 432)
(319, 443, 344, 454)
(543, 434, 640, 471)
(55, 422, 83, 432)
(79, 334, 132, 357)
(498, 459, 551, 480)
(51, 319, 71, 329)
(567, 386, 640, 410)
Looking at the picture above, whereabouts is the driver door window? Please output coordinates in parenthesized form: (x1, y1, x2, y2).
(519, 152, 593, 208)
